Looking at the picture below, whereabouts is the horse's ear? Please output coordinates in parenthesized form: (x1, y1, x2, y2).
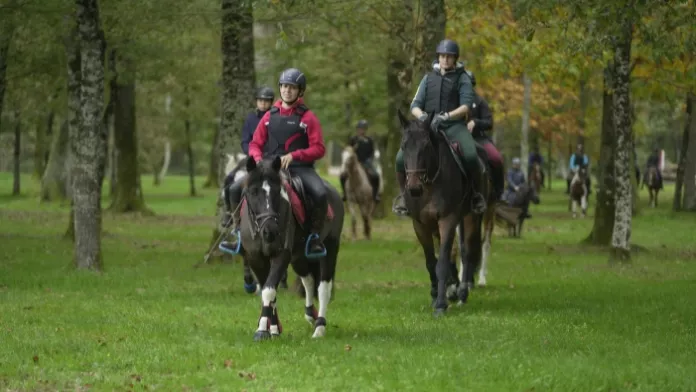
(246, 157, 257, 172)
(397, 109, 409, 130)
(271, 155, 281, 172)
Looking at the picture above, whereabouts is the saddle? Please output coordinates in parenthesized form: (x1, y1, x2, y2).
(446, 139, 491, 180)
(280, 171, 335, 225)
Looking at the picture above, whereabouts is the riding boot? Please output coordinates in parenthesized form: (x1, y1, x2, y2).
(493, 166, 505, 201)
(371, 174, 381, 202)
(566, 179, 571, 194)
(339, 174, 347, 201)
(306, 203, 327, 258)
(470, 163, 487, 214)
(219, 200, 242, 254)
(391, 171, 409, 216)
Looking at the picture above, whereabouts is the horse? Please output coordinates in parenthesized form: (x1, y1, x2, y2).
(501, 183, 540, 237)
(221, 154, 286, 293)
(341, 146, 376, 240)
(529, 162, 543, 194)
(398, 111, 486, 317)
(569, 167, 589, 218)
(643, 166, 660, 208)
(237, 156, 344, 340)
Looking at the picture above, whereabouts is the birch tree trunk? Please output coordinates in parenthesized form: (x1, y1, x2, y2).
(520, 73, 532, 176)
(682, 92, 696, 211)
(585, 67, 615, 245)
(609, 15, 634, 263)
(72, 0, 106, 270)
(674, 92, 694, 211)
(203, 125, 220, 188)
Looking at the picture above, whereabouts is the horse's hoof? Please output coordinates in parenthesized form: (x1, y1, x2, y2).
(312, 325, 326, 338)
(433, 308, 447, 318)
(476, 281, 487, 288)
(244, 282, 257, 294)
(458, 288, 470, 304)
(253, 330, 272, 341)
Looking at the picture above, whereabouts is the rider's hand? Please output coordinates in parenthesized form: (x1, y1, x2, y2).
(467, 120, 475, 132)
(417, 112, 428, 123)
(430, 112, 450, 132)
(280, 153, 293, 169)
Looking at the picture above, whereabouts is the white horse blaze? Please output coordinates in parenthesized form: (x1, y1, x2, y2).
(262, 181, 271, 209)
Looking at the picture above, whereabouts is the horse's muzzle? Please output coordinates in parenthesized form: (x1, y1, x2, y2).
(408, 185, 423, 198)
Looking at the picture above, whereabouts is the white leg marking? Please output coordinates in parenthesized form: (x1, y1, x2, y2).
(258, 287, 276, 332)
(301, 275, 316, 325)
(313, 280, 332, 338)
(478, 234, 490, 287)
(572, 200, 577, 218)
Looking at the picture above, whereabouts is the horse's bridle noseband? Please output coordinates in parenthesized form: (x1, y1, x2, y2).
(404, 140, 441, 185)
(246, 201, 279, 239)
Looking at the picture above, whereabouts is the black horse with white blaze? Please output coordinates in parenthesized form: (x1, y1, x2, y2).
(238, 156, 344, 340)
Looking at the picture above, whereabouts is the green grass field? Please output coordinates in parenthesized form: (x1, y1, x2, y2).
(1, 173, 695, 391)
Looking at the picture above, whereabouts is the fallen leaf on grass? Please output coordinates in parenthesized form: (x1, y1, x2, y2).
(224, 359, 233, 368)
(32, 355, 39, 364)
(238, 371, 256, 381)
(344, 344, 352, 351)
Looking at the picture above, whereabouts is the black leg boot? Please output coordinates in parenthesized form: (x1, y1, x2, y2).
(391, 171, 409, 216)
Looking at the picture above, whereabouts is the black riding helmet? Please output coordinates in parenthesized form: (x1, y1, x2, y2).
(356, 119, 368, 129)
(278, 68, 306, 97)
(436, 39, 460, 58)
(256, 86, 274, 101)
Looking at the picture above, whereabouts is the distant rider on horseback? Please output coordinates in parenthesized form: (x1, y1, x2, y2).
(392, 38, 486, 216)
(220, 68, 328, 257)
(340, 120, 381, 202)
(645, 147, 664, 189)
(567, 144, 590, 194)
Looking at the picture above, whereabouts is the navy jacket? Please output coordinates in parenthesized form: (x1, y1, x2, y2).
(241, 110, 268, 155)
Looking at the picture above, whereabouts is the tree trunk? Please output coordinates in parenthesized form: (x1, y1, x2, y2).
(609, 16, 633, 263)
(185, 86, 196, 197)
(209, 0, 255, 255)
(380, 0, 416, 218)
(418, 0, 445, 73)
(41, 120, 70, 202)
(72, 0, 106, 270)
(203, 125, 220, 188)
(64, 24, 81, 240)
(0, 27, 11, 135)
(674, 93, 694, 211)
(12, 110, 21, 196)
(520, 72, 532, 176)
(154, 140, 171, 186)
(34, 110, 49, 179)
(585, 66, 615, 246)
(110, 55, 150, 214)
(547, 136, 552, 190)
(682, 92, 696, 210)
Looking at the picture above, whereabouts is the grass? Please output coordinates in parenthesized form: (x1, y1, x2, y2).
(1, 172, 695, 391)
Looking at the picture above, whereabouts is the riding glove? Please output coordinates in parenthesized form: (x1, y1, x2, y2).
(430, 112, 450, 132)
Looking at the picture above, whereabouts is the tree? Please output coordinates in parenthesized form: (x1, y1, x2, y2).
(72, 0, 106, 270)
(41, 120, 70, 202)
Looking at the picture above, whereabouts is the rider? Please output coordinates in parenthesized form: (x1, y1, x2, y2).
(392, 39, 485, 216)
(220, 68, 328, 257)
(465, 70, 505, 200)
(340, 119, 381, 202)
(567, 143, 590, 194)
(528, 145, 545, 187)
(645, 147, 663, 189)
(504, 157, 526, 202)
(241, 86, 275, 155)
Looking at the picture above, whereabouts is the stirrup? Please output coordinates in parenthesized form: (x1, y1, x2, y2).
(304, 233, 327, 259)
(219, 229, 241, 255)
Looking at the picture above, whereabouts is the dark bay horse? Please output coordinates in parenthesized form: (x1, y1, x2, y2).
(529, 162, 543, 194)
(398, 111, 483, 317)
(238, 157, 344, 340)
(643, 166, 660, 208)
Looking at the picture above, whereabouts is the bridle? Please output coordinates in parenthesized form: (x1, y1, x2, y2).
(244, 187, 280, 240)
(404, 134, 442, 185)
